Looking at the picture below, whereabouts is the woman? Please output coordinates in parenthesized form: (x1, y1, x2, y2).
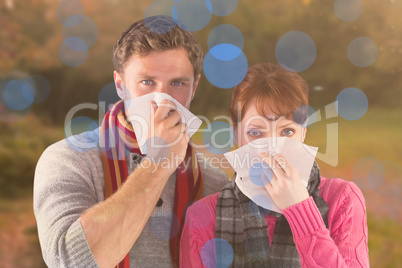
(180, 63, 369, 267)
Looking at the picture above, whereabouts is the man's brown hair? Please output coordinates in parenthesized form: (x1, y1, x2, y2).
(230, 62, 310, 127)
(113, 15, 203, 79)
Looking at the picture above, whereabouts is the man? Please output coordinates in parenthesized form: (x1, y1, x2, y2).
(34, 15, 229, 268)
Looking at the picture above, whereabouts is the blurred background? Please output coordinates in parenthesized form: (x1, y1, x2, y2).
(0, 0, 401, 267)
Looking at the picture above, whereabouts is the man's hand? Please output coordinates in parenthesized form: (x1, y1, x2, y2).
(147, 99, 190, 172)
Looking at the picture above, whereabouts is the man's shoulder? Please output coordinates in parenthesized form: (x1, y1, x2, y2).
(38, 129, 102, 171)
(195, 152, 230, 195)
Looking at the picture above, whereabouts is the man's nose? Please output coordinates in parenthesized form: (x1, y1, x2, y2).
(154, 84, 169, 94)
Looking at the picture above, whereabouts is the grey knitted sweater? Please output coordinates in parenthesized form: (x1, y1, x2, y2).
(33, 130, 229, 268)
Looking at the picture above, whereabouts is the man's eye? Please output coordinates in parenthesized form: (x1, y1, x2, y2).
(247, 129, 261, 137)
(172, 81, 183, 86)
(282, 128, 295, 136)
(141, 80, 153, 85)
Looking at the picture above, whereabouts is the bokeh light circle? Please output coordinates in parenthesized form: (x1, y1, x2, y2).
(151, 211, 180, 240)
(2, 79, 35, 111)
(144, 0, 175, 33)
(59, 39, 89, 67)
(26, 75, 51, 104)
(294, 105, 317, 127)
(208, 24, 244, 52)
(172, 0, 212, 32)
(55, 0, 85, 25)
(347, 37, 378, 67)
(275, 31, 317, 72)
(352, 157, 385, 191)
(65, 116, 99, 152)
(249, 162, 273, 187)
(210, 43, 242, 61)
(202, 121, 235, 155)
(62, 15, 98, 49)
(201, 238, 234, 268)
(63, 36, 88, 52)
(208, 0, 238, 17)
(203, 46, 248, 89)
(0, 73, 33, 122)
(336, 87, 368, 121)
(334, 0, 363, 21)
(98, 83, 120, 113)
(372, 160, 402, 198)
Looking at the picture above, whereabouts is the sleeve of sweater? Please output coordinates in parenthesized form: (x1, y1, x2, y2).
(33, 140, 100, 268)
(282, 180, 369, 268)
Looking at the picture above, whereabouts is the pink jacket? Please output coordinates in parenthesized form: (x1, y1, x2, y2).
(180, 177, 369, 267)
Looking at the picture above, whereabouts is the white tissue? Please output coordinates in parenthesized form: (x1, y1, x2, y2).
(124, 92, 202, 155)
(224, 137, 318, 213)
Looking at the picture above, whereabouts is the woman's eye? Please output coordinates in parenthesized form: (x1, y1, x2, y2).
(282, 128, 295, 136)
(247, 129, 261, 137)
(172, 81, 183, 86)
(141, 80, 153, 85)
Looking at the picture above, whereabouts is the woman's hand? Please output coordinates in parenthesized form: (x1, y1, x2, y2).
(259, 152, 309, 210)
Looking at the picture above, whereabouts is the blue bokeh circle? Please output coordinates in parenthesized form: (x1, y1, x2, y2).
(275, 31, 317, 72)
(347, 37, 378, 67)
(2, 79, 35, 111)
(172, 0, 212, 32)
(59, 38, 89, 67)
(62, 15, 98, 49)
(334, 0, 362, 22)
(201, 238, 234, 268)
(336, 87, 368, 121)
(208, 24, 244, 52)
(204, 45, 248, 89)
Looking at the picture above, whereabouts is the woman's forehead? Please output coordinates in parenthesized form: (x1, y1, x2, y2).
(242, 97, 292, 122)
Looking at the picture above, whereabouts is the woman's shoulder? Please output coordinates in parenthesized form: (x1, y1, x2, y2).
(319, 177, 366, 218)
(320, 177, 364, 199)
(187, 192, 220, 219)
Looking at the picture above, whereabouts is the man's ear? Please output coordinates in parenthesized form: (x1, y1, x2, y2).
(114, 70, 125, 100)
(191, 74, 201, 101)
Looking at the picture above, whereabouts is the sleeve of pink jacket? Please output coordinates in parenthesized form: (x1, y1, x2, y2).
(180, 180, 369, 268)
(283, 180, 369, 267)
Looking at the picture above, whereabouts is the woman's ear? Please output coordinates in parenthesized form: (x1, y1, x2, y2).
(302, 127, 307, 142)
(114, 70, 125, 100)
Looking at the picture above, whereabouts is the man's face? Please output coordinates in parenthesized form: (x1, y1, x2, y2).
(114, 49, 200, 110)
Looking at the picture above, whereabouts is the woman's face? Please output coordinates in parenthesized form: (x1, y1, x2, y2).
(236, 97, 306, 147)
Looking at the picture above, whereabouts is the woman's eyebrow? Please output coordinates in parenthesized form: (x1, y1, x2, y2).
(277, 121, 296, 128)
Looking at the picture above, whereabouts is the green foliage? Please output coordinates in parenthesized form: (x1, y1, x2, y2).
(0, 115, 63, 198)
(367, 212, 402, 267)
(1, 0, 402, 125)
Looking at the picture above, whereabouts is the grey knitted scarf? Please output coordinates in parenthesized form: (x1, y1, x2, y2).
(215, 162, 329, 267)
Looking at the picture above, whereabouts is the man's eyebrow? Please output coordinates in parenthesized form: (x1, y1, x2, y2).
(136, 74, 156, 79)
(171, 76, 191, 82)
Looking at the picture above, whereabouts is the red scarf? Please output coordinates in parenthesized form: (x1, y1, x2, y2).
(100, 100, 203, 268)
